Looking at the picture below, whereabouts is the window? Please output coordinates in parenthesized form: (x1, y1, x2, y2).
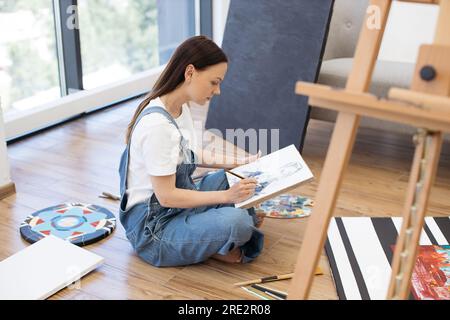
(1, 0, 206, 140)
(78, 0, 196, 90)
(0, 0, 60, 117)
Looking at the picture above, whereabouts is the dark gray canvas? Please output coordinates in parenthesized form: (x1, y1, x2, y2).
(205, 0, 334, 154)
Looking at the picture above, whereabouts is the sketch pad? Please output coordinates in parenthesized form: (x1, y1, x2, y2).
(226, 144, 314, 209)
(0, 235, 104, 300)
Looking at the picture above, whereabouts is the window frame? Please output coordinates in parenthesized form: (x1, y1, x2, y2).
(53, 0, 84, 95)
(4, 0, 212, 142)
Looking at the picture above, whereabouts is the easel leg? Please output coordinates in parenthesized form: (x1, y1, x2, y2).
(387, 0, 449, 299)
(387, 131, 443, 299)
(288, 112, 360, 299)
(288, 0, 392, 299)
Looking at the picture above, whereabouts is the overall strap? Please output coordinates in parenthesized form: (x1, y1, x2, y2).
(121, 106, 188, 193)
(131, 106, 184, 139)
(132, 106, 190, 156)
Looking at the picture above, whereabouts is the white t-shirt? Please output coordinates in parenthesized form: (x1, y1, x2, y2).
(125, 97, 197, 210)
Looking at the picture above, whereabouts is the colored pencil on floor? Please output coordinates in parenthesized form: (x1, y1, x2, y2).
(251, 284, 287, 300)
(240, 286, 274, 300)
(233, 268, 323, 286)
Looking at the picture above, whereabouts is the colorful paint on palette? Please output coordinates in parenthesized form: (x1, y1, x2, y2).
(257, 194, 313, 219)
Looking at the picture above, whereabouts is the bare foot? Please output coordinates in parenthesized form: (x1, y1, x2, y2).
(254, 209, 265, 228)
(212, 247, 243, 263)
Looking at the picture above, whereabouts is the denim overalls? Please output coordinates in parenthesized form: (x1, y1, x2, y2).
(119, 106, 264, 267)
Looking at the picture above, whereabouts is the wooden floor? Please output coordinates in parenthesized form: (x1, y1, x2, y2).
(2, 98, 450, 300)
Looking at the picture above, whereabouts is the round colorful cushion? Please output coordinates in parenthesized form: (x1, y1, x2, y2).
(258, 194, 314, 219)
(20, 203, 116, 246)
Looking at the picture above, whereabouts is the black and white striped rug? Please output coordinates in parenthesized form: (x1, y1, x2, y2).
(325, 217, 450, 300)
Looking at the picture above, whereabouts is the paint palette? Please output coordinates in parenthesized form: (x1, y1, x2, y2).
(20, 203, 116, 246)
(257, 194, 314, 219)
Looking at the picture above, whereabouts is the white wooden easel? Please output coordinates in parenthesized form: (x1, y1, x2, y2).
(288, 0, 450, 300)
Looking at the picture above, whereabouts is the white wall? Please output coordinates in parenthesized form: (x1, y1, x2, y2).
(212, 0, 230, 47)
(0, 107, 12, 188)
(212, 1, 439, 63)
(379, 1, 438, 63)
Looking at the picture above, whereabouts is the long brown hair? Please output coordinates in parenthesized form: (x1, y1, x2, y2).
(125, 35, 228, 143)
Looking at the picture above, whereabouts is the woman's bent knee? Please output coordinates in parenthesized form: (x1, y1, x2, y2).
(222, 208, 254, 242)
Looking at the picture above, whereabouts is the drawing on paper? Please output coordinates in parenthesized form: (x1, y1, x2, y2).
(225, 145, 313, 208)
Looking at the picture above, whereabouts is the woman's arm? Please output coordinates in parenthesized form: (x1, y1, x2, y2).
(150, 173, 257, 208)
(195, 148, 261, 169)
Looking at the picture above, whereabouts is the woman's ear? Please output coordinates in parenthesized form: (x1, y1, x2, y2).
(185, 64, 195, 82)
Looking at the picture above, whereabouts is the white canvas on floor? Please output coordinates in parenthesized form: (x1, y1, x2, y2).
(226, 144, 314, 208)
(0, 235, 104, 300)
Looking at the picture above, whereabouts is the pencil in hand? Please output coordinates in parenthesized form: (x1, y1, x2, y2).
(225, 169, 262, 188)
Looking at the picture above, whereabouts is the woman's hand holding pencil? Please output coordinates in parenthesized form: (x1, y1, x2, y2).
(224, 171, 258, 204)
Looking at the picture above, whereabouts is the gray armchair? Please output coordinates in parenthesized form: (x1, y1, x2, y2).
(312, 0, 448, 139)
